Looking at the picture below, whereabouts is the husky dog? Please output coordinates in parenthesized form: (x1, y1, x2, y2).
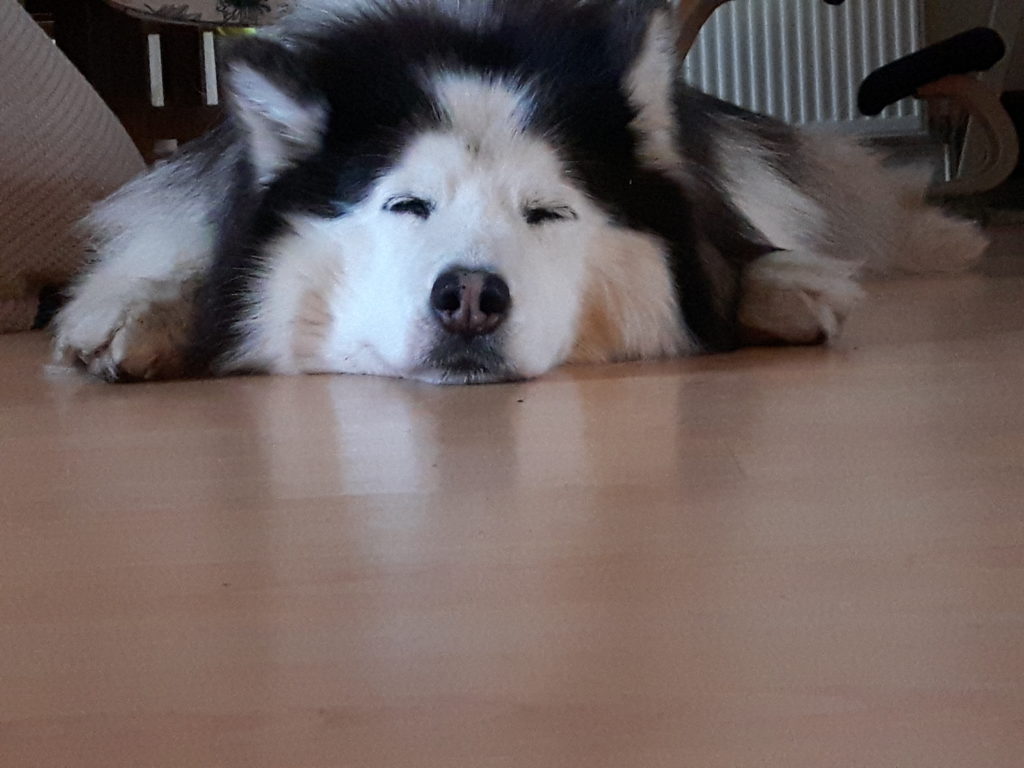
(53, 0, 986, 384)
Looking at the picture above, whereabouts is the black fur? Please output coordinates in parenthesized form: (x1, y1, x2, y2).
(190, 0, 774, 369)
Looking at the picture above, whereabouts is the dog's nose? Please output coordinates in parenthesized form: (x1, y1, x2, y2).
(430, 269, 511, 337)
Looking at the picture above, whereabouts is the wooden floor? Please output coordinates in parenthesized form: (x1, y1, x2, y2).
(2, 247, 1024, 766)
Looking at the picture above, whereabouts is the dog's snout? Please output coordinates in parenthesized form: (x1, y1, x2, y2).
(430, 269, 510, 337)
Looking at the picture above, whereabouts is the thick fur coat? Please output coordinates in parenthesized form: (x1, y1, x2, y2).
(53, 0, 987, 383)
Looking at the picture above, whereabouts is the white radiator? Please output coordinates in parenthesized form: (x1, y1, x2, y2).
(682, 0, 926, 133)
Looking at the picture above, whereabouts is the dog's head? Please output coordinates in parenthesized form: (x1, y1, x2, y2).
(217, 0, 690, 383)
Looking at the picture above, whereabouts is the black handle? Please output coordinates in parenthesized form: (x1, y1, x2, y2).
(858, 27, 1006, 116)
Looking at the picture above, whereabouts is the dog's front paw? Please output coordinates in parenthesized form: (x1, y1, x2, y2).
(738, 251, 864, 346)
(54, 291, 193, 382)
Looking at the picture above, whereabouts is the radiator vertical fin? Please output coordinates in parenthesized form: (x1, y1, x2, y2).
(681, 0, 925, 133)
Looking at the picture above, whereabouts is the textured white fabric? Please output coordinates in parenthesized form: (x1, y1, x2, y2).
(0, 0, 145, 333)
(103, 1, 291, 27)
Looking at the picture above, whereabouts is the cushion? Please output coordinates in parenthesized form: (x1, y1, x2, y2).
(0, 0, 145, 332)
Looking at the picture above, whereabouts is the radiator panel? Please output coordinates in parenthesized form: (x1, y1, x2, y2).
(682, 0, 925, 133)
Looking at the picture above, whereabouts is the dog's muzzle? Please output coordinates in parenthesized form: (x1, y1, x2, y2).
(424, 268, 514, 383)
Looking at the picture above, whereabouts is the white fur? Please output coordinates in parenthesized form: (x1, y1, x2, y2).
(52, 3, 987, 383)
(738, 251, 863, 343)
(715, 127, 986, 344)
(623, 8, 985, 347)
(568, 226, 694, 364)
(228, 74, 684, 381)
(717, 137, 826, 253)
(623, 9, 861, 347)
(52, 157, 219, 379)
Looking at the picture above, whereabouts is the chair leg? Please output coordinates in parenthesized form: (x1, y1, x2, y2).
(920, 75, 1020, 197)
(958, 0, 1022, 185)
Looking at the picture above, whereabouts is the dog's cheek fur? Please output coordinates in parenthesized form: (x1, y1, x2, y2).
(216, 218, 345, 375)
(224, 213, 430, 377)
(487, 227, 590, 379)
(569, 225, 694, 365)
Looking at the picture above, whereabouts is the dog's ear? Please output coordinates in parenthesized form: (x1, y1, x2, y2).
(225, 37, 327, 184)
(622, 7, 679, 144)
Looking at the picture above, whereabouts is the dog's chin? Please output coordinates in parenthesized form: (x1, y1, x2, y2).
(416, 336, 519, 385)
(419, 367, 516, 385)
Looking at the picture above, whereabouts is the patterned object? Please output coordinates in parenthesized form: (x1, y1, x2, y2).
(104, 0, 290, 26)
(0, 0, 145, 333)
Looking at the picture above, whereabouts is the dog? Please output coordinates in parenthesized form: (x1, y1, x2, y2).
(53, 0, 988, 384)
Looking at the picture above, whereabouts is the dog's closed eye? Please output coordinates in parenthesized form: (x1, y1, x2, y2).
(385, 195, 434, 219)
(523, 204, 577, 226)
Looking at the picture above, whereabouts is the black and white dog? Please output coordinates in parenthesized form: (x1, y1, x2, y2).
(54, 0, 987, 383)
